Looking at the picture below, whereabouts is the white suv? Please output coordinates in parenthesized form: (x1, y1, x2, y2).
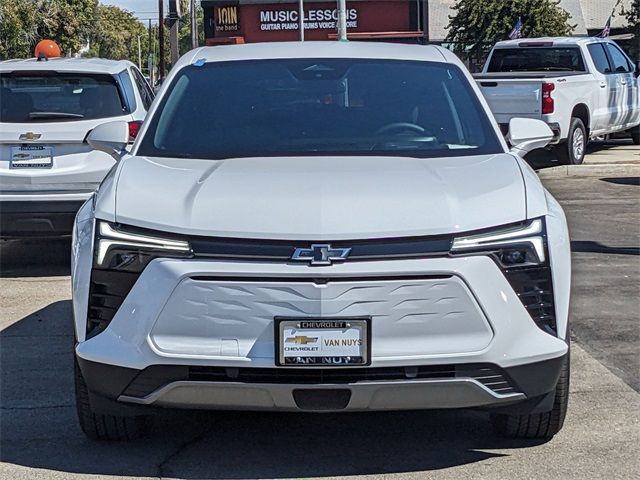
(0, 57, 154, 237)
(72, 42, 571, 441)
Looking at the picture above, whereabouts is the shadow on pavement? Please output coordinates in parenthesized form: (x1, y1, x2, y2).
(571, 240, 639, 256)
(525, 138, 635, 171)
(600, 177, 640, 186)
(0, 238, 71, 278)
(0, 301, 547, 478)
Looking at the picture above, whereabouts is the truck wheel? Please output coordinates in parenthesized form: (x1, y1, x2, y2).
(75, 358, 145, 441)
(490, 353, 569, 439)
(631, 125, 640, 145)
(556, 118, 586, 165)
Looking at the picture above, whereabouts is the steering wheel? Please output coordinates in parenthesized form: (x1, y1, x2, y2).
(376, 122, 425, 135)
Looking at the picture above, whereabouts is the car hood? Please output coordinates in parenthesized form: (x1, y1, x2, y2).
(110, 154, 526, 240)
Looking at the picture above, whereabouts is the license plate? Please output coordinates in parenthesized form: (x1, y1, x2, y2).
(276, 318, 370, 366)
(10, 145, 53, 168)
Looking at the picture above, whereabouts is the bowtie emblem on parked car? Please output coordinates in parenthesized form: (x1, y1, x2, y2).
(285, 335, 318, 345)
(291, 244, 351, 266)
(19, 132, 42, 141)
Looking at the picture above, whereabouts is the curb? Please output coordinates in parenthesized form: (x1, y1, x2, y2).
(536, 163, 640, 179)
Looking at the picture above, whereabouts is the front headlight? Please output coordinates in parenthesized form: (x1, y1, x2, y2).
(451, 218, 557, 336)
(451, 218, 545, 268)
(94, 221, 192, 272)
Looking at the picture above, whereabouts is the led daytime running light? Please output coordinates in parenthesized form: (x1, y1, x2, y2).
(451, 219, 545, 262)
(96, 221, 191, 266)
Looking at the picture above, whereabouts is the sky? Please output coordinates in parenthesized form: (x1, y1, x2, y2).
(100, 0, 166, 23)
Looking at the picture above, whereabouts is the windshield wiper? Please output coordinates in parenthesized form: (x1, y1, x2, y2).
(29, 112, 84, 119)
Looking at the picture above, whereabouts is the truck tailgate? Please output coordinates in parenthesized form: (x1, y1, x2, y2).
(475, 78, 543, 124)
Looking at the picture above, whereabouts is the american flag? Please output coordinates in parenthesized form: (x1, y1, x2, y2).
(509, 17, 523, 40)
(598, 16, 611, 38)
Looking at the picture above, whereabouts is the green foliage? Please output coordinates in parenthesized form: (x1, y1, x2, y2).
(622, 0, 639, 61)
(445, 0, 575, 65)
(178, 5, 204, 56)
(85, 5, 146, 64)
(0, 0, 98, 59)
(0, 0, 203, 73)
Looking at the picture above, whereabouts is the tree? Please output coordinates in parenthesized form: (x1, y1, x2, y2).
(622, 0, 639, 61)
(85, 5, 146, 65)
(178, 4, 204, 55)
(0, 0, 97, 59)
(51, 0, 98, 55)
(445, 0, 575, 68)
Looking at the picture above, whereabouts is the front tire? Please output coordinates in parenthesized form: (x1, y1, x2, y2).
(556, 117, 586, 165)
(490, 353, 569, 439)
(631, 125, 640, 145)
(74, 358, 145, 441)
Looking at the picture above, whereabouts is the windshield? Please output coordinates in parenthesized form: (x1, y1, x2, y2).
(0, 72, 127, 123)
(137, 59, 503, 160)
(487, 47, 586, 72)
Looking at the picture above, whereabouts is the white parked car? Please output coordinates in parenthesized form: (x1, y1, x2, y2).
(0, 57, 154, 237)
(475, 37, 640, 164)
(72, 42, 571, 441)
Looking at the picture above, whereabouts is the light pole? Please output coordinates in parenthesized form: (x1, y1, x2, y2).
(299, 0, 305, 41)
(191, 0, 198, 49)
(337, 0, 347, 41)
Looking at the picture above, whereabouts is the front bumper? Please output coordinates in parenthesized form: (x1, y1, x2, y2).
(77, 354, 565, 412)
(75, 255, 569, 412)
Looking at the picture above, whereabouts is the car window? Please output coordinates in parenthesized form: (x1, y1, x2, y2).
(587, 43, 612, 74)
(0, 72, 128, 123)
(137, 59, 503, 160)
(487, 47, 586, 72)
(131, 67, 154, 110)
(606, 44, 632, 73)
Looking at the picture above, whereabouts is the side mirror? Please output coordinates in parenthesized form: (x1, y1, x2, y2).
(507, 118, 554, 157)
(87, 121, 129, 161)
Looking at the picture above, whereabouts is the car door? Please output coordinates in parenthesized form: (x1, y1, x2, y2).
(586, 42, 615, 134)
(605, 42, 636, 130)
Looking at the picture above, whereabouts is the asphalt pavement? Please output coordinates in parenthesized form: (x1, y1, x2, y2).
(1, 144, 639, 479)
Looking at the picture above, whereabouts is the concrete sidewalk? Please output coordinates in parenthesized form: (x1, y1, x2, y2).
(535, 139, 639, 179)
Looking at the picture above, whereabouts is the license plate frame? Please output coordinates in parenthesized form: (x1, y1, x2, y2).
(275, 317, 371, 367)
(10, 145, 54, 169)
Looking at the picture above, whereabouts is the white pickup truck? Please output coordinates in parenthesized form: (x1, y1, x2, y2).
(475, 37, 640, 164)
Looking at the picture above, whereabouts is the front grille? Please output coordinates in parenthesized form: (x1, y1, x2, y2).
(121, 364, 519, 398)
(503, 265, 556, 335)
(86, 269, 140, 338)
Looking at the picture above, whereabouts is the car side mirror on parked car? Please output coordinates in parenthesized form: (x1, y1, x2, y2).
(507, 118, 554, 157)
(87, 121, 129, 161)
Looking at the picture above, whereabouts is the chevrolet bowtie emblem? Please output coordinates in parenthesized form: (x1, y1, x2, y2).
(285, 335, 318, 345)
(291, 244, 351, 266)
(19, 132, 41, 141)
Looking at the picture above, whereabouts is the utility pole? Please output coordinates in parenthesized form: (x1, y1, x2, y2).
(190, 0, 198, 49)
(137, 35, 142, 69)
(298, 0, 304, 41)
(337, 0, 347, 41)
(158, 0, 165, 80)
